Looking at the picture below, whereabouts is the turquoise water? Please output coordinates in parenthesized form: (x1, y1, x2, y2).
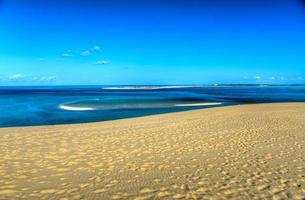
(1, 85, 305, 127)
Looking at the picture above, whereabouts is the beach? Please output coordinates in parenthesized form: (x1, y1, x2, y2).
(0, 103, 305, 199)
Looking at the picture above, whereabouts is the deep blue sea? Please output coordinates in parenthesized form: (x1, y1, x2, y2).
(1, 85, 305, 127)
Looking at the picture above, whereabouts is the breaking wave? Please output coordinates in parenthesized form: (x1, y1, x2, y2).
(59, 99, 222, 111)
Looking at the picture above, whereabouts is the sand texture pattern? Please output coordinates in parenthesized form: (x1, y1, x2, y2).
(0, 103, 305, 199)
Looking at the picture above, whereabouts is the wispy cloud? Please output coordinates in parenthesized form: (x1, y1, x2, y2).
(4, 74, 56, 83)
(62, 53, 73, 57)
(270, 76, 276, 80)
(62, 50, 73, 57)
(63, 46, 101, 58)
(92, 45, 101, 52)
(254, 76, 261, 80)
(95, 60, 111, 65)
(33, 76, 57, 81)
(8, 74, 26, 81)
(80, 50, 91, 57)
(81, 45, 101, 56)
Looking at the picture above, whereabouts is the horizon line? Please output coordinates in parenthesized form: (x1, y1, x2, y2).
(1, 83, 305, 87)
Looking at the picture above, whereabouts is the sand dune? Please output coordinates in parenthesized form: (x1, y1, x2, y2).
(0, 103, 305, 199)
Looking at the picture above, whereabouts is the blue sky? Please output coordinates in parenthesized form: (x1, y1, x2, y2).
(0, 0, 305, 85)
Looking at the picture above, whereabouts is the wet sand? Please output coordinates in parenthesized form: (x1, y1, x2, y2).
(0, 103, 305, 199)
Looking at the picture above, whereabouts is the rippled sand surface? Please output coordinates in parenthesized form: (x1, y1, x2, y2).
(0, 103, 305, 199)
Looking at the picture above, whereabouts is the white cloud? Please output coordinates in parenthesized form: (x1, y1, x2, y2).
(5, 74, 56, 83)
(33, 76, 57, 82)
(45, 76, 56, 81)
(80, 50, 91, 56)
(62, 53, 72, 57)
(8, 74, 26, 81)
(62, 51, 73, 57)
(95, 60, 111, 65)
(254, 76, 261, 80)
(93, 46, 101, 52)
(270, 76, 276, 80)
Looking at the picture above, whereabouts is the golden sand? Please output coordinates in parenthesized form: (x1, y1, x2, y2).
(0, 103, 305, 199)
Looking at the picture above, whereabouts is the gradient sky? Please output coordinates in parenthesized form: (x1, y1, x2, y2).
(0, 0, 305, 85)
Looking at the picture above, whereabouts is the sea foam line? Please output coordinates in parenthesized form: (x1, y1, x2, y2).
(59, 105, 95, 111)
(102, 86, 198, 90)
(175, 102, 222, 107)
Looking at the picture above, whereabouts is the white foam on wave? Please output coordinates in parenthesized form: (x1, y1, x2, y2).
(102, 86, 198, 90)
(59, 102, 222, 111)
(175, 102, 222, 107)
(59, 105, 95, 111)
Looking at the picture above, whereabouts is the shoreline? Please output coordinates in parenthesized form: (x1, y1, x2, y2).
(0, 103, 305, 199)
(1, 102, 229, 129)
(0, 102, 300, 130)
(0, 102, 301, 129)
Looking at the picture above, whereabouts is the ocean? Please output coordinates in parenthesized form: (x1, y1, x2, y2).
(1, 85, 305, 127)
